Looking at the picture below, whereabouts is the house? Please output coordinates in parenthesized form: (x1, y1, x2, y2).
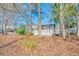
(0, 23, 77, 35)
(32, 24, 60, 36)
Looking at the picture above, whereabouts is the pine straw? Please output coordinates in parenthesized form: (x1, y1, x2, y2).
(0, 35, 79, 56)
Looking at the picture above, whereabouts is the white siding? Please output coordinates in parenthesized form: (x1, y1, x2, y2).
(32, 24, 60, 36)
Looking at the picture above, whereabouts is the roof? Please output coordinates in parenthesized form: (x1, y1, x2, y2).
(32, 24, 53, 29)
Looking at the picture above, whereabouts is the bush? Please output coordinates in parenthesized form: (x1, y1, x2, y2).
(16, 25, 27, 35)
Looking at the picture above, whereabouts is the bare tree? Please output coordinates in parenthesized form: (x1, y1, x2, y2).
(0, 3, 21, 35)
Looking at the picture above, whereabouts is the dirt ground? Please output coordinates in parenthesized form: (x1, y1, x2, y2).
(0, 35, 79, 56)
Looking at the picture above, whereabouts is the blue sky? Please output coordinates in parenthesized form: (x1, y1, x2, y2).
(16, 3, 53, 26)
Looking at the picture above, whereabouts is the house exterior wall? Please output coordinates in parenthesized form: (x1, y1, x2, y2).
(41, 29, 53, 36)
(32, 28, 60, 36)
(32, 24, 60, 36)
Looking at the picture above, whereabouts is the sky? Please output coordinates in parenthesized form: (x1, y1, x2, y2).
(0, 3, 60, 28)
(0, 3, 77, 31)
(16, 3, 53, 27)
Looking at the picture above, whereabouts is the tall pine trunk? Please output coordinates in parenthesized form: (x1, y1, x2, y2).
(3, 17, 7, 35)
(77, 16, 79, 36)
(26, 17, 28, 34)
(51, 25, 55, 36)
(59, 3, 66, 39)
(67, 17, 71, 38)
(1, 19, 3, 34)
(29, 3, 32, 34)
(76, 4, 79, 37)
(38, 3, 41, 37)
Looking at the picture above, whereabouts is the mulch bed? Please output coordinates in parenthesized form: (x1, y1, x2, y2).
(0, 35, 79, 56)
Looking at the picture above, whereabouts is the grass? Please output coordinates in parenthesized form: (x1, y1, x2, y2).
(22, 40, 34, 49)
(21, 36, 39, 50)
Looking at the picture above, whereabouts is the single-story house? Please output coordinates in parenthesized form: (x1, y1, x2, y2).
(32, 24, 60, 36)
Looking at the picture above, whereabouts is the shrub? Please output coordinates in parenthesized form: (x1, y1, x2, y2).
(16, 25, 27, 35)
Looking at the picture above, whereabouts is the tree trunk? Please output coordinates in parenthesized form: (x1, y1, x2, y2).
(59, 3, 66, 39)
(3, 16, 8, 35)
(26, 16, 29, 34)
(14, 16, 17, 33)
(29, 3, 32, 34)
(77, 16, 79, 36)
(3, 18, 6, 35)
(14, 16, 16, 32)
(76, 4, 79, 37)
(67, 17, 71, 38)
(59, 23, 62, 36)
(38, 3, 42, 37)
(53, 24, 55, 36)
(1, 19, 4, 34)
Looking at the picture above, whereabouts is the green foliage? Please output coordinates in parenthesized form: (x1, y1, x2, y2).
(16, 25, 27, 35)
(64, 4, 76, 17)
(76, 4, 79, 16)
(51, 3, 59, 20)
(50, 3, 77, 28)
(50, 3, 60, 26)
(64, 4, 77, 28)
(22, 40, 34, 49)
